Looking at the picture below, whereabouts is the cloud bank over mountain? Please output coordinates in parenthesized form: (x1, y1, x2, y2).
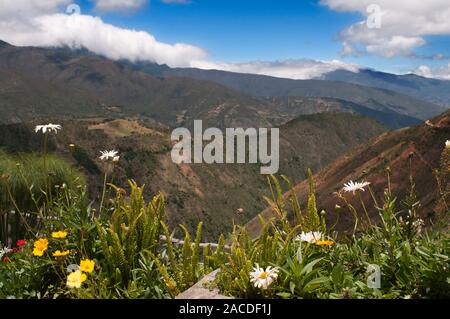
(0, 0, 359, 79)
(1, 0, 448, 80)
(0, 0, 206, 67)
(191, 59, 360, 80)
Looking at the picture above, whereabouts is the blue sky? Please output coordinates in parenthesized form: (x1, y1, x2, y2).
(1, 0, 449, 79)
(80, 0, 450, 76)
(98, 1, 353, 60)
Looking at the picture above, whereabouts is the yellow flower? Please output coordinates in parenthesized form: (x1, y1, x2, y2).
(33, 238, 48, 256)
(51, 231, 68, 239)
(315, 240, 335, 246)
(33, 247, 45, 256)
(34, 238, 48, 250)
(66, 270, 87, 289)
(53, 250, 70, 257)
(79, 259, 95, 273)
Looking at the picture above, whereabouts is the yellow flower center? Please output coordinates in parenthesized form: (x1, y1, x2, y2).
(316, 240, 335, 246)
(258, 271, 269, 279)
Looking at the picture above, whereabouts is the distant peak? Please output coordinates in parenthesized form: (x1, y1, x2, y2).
(0, 40, 12, 48)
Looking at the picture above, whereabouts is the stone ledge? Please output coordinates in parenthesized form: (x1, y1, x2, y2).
(175, 269, 234, 299)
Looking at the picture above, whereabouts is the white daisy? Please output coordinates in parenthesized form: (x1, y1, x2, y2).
(99, 150, 119, 161)
(295, 231, 323, 243)
(250, 264, 279, 289)
(343, 180, 371, 195)
(35, 123, 62, 134)
(446, 140, 450, 149)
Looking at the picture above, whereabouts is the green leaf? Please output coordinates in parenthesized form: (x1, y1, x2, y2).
(304, 276, 329, 292)
(290, 281, 296, 294)
(276, 292, 292, 299)
(331, 264, 344, 285)
(300, 258, 323, 275)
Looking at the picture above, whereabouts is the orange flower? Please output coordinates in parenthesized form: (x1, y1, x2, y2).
(315, 240, 335, 246)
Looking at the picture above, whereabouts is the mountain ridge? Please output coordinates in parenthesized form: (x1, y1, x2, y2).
(245, 109, 450, 238)
(320, 68, 450, 107)
(129, 60, 446, 121)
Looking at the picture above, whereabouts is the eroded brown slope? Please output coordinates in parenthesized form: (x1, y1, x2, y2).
(246, 110, 450, 238)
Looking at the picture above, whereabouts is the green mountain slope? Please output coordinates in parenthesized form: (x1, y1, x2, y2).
(260, 96, 422, 128)
(132, 62, 445, 121)
(0, 68, 108, 123)
(0, 42, 271, 129)
(0, 112, 386, 239)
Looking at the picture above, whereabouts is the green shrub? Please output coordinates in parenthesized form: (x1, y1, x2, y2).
(216, 175, 449, 299)
(0, 148, 448, 299)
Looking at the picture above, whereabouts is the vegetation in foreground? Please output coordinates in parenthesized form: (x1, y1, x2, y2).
(0, 124, 448, 299)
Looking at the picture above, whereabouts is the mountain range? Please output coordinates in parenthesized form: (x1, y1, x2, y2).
(130, 60, 447, 121)
(320, 68, 450, 108)
(0, 39, 448, 238)
(1, 40, 448, 129)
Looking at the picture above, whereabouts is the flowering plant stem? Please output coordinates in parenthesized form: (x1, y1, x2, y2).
(99, 172, 108, 216)
(358, 192, 372, 229)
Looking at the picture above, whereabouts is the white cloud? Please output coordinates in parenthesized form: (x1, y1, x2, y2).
(0, 0, 70, 18)
(190, 59, 360, 80)
(0, 0, 206, 67)
(161, 0, 191, 4)
(94, 0, 147, 12)
(321, 0, 450, 58)
(415, 64, 450, 80)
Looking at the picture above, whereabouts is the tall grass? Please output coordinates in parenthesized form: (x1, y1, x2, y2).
(0, 150, 85, 244)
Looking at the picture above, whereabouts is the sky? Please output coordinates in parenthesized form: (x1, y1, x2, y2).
(0, 0, 449, 79)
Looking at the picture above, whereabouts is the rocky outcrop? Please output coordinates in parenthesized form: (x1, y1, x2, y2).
(175, 269, 233, 299)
